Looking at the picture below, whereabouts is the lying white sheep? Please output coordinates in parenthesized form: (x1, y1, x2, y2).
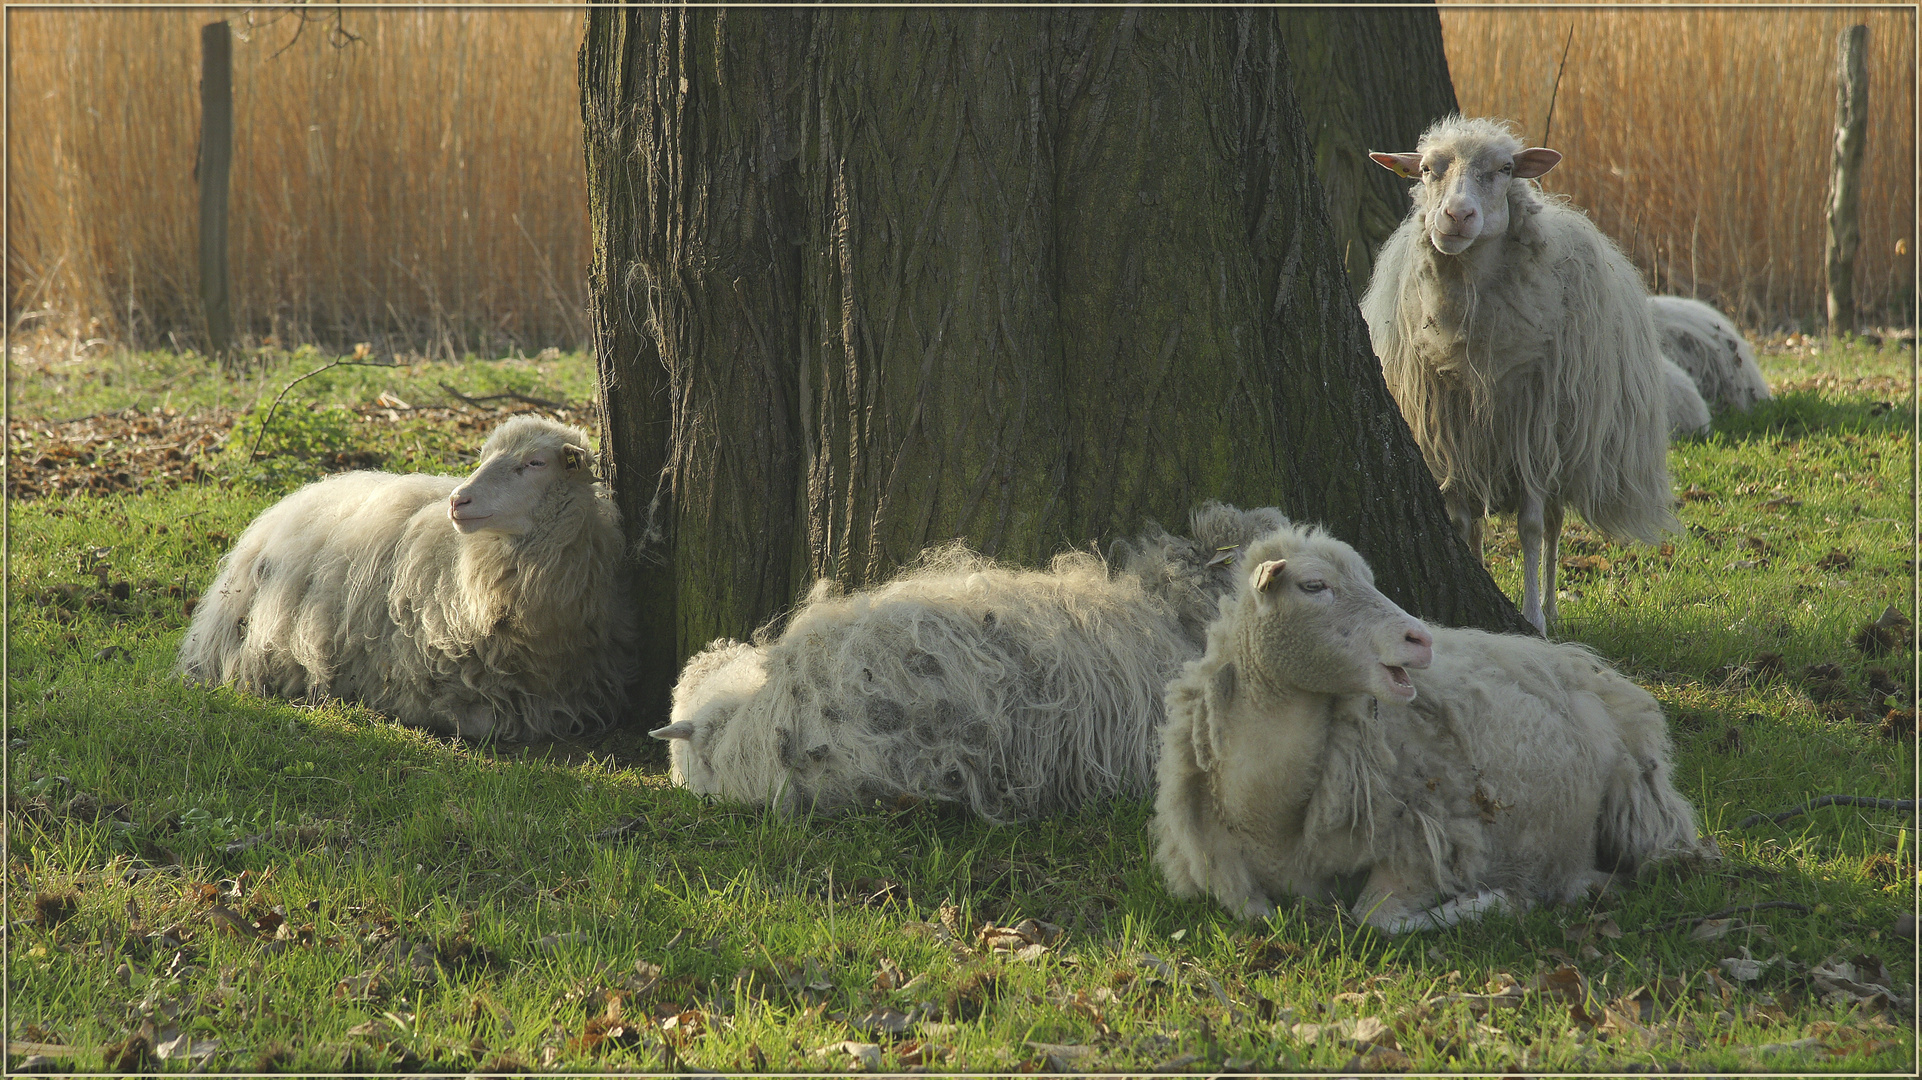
(1362, 116, 1678, 633)
(1153, 521, 1703, 932)
(177, 416, 634, 741)
(1649, 295, 1773, 413)
(651, 503, 1287, 822)
(1662, 357, 1712, 438)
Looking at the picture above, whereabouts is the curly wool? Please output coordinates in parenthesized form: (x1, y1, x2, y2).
(1361, 116, 1677, 543)
(661, 503, 1287, 822)
(177, 417, 634, 740)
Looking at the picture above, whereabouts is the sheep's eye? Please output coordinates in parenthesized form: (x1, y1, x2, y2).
(1297, 579, 1328, 594)
(525, 458, 547, 469)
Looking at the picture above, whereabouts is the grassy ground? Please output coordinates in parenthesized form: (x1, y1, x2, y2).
(6, 338, 1915, 1072)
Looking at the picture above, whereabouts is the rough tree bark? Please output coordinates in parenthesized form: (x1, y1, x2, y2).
(582, 8, 1529, 722)
(1279, 6, 1461, 298)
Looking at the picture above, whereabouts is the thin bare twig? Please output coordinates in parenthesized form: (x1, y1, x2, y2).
(1641, 900, 1813, 934)
(248, 359, 396, 461)
(437, 382, 566, 411)
(1542, 25, 1576, 149)
(1735, 795, 1917, 830)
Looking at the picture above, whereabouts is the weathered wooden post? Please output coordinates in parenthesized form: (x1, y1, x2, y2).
(1825, 23, 1868, 336)
(197, 20, 234, 358)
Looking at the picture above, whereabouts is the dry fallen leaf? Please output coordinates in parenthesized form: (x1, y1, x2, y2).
(834, 1006, 913, 1040)
(1349, 1015, 1397, 1049)
(1027, 1040, 1096, 1071)
(1718, 945, 1777, 982)
(1809, 954, 1903, 1008)
(897, 1040, 951, 1067)
(813, 1040, 882, 1071)
(1343, 1045, 1413, 1072)
(152, 1033, 218, 1062)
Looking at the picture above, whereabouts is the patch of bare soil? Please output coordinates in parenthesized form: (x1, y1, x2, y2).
(7, 407, 236, 500)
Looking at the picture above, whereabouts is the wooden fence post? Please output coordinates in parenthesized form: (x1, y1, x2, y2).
(1825, 24, 1868, 336)
(197, 21, 234, 358)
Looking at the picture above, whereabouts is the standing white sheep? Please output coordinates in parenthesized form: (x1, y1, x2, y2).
(1152, 520, 1703, 932)
(1649, 295, 1773, 413)
(178, 416, 635, 741)
(651, 503, 1288, 821)
(1362, 116, 1679, 633)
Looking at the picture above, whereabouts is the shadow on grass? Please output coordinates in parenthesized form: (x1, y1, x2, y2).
(1710, 389, 1909, 442)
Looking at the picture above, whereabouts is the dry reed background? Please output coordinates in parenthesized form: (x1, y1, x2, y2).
(1441, 2, 1916, 330)
(5, 6, 1915, 356)
(8, 5, 588, 356)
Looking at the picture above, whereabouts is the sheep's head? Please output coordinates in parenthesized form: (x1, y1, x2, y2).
(447, 416, 598, 536)
(650, 640, 779, 804)
(1231, 527, 1433, 704)
(1370, 116, 1561, 257)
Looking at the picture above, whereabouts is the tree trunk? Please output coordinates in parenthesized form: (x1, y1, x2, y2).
(1826, 24, 1869, 335)
(197, 21, 234, 359)
(1280, 7, 1461, 299)
(582, 8, 1530, 722)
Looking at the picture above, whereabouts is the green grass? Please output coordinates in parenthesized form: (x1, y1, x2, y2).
(6, 339, 1915, 1072)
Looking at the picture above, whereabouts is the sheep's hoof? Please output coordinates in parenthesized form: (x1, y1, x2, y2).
(1423, 889, 1510, 929)
(1230, 895, 1277, 922)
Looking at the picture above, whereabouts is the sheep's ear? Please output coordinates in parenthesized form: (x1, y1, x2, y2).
(1369, 151, 1423, 179)
(1512, 148, 1562, 179)
(562, 443, 594, 475)
(1252, 559, 1286, 593)
(649, 721, 696, 740)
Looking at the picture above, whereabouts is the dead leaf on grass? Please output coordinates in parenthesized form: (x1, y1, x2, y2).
(206, 905, 256, 938)
(977, 916, 1063, 954)
(152, 1031, 218, 1062)
(534, 930, 588, 952)
(1853, 605, 1913, 656)
(1718, 945, 1779, 982)
(944, 970, 1000, 1021)
(897, 1039, 951, 1067)
(334, 970, 384, 1000)
(1809, 954, 1905, 1009)
(833, 1006, 913, 1040)
(1562, 913, 1622, 945)
(812, 1040, 882, 1071)
(1245, 938, 1304, 971)
(1342, 1044, 1413, 1071)
(1816, 548, 1855, 571)
(872, 957, 912, 991)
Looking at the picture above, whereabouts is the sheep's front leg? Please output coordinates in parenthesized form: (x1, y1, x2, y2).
(1518, 490, 1547, 634)
(1445, 494, 1483, 562)
(1422, 889, 1513, 929)
(1541, 500, 1564, 630)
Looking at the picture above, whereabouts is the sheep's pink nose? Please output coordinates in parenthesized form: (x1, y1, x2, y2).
(1443, 204, 1476, 225)
(1402, 624, 1434, 668)
(449, 493, 471, 511)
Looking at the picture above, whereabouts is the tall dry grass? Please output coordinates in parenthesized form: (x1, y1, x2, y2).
(7, 7, 1913, 353)
(8, 6, 589, 355)
(1441, 3, 1915, 330)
